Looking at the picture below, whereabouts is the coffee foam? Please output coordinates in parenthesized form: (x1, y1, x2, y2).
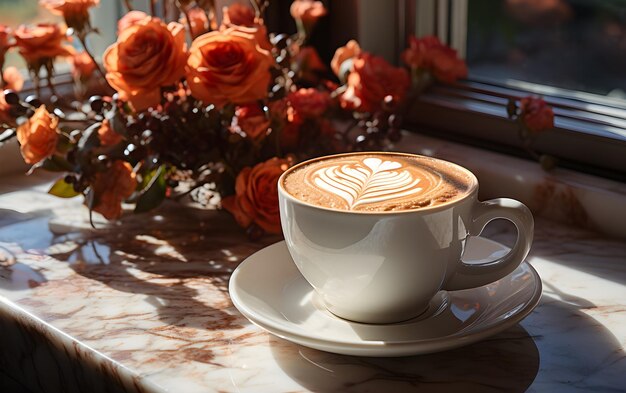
(283, 154, 474, 212)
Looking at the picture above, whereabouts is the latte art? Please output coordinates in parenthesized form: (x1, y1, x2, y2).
(282, 153, 474, 212)
(313, 158, 423, 209)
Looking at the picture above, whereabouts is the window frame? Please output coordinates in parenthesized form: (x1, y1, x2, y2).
(397, 0, 626, 181)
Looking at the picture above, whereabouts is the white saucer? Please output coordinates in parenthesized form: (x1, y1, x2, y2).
(229, 237, 542, 357)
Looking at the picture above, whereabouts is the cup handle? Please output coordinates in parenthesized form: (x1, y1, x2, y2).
(443, 198, 534, 291)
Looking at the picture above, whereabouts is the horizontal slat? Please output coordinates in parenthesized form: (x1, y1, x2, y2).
(408, 88, 626, 181)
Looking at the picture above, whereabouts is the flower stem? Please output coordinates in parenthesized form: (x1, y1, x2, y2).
(250, 0, 269, 19)
(249, 0, 261, 17)
(123, 0, 133, 11)
(31, 69, 41, 98)
(176, 1, 195, 41)
(204, 0, 218, 31)
(77, 32, 110, 90)
(182, 9, 194, 40)
(45, 62, 58, 97)
(0, 60, 5, 87)
(150, 0, 156, 16)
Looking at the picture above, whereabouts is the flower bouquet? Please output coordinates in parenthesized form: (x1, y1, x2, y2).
(0, 0, 470, 238)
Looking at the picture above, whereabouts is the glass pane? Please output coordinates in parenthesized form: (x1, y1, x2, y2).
(466, 0, 626, 103)
(0, 0, 117, 71)
(0, 0, 60, 69)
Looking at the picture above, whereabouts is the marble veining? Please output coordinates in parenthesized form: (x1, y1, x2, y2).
(0, 169, 625, 391)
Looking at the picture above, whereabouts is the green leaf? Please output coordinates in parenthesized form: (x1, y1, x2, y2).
(28, 155, 73, 174)
(55, 132, 74, 153)
(48, 178, 80, 198)
(134, 166, 166, 213)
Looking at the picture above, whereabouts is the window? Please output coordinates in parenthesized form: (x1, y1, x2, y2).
(467, 0, 626, 102)
(401, 0, 626, 181)
(0, 0, 119, 72)
(378, 0, 626, 180)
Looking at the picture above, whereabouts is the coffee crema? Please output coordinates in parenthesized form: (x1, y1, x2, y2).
(282, 153, 474, 212)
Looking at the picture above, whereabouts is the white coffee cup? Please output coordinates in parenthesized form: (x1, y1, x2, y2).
(278, 152, 534, 324)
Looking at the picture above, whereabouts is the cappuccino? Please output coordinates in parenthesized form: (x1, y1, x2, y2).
(282, 153, 475, 212)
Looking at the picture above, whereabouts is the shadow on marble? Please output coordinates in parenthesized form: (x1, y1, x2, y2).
(0, 208, 45, 228)
(0, 204, 279, 331)
(269, 295, 626, 392)
(54, 206, 276, 331)
(521, 296, 626, 391)
(269, 324, 539, 392)
(0, 211, 56, 251)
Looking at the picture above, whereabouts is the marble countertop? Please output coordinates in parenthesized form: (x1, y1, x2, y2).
(0, 169, 625, 392)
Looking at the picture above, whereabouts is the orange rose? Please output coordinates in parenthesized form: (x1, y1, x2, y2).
(0, 93, 12, 125)
(91, 161, 137, 220)
(180, 7, 209, 38)
(117, 10, 148, 33)
(290, 0, 327, 30)
(520, 96, 554, 133)
(98, 119, 123, 146)
(222, 157, 290, 234)
(16, 105, 59, 165)
(220, 4, 271, 51)
(3, 67, 24, 91)
(331, 40, 361, 79)
(288, 88, 330, 118)
(222, 3, 256, 27)
(40, 0, 99, 32)
(232, 104, 270, 141)
(401, 35, 467, 83)
(70, 51, 96, 81)
(0, 25, 12, 66)
(103, 18, 187, 111)
(14, 24, 74, 66)
(341, 53, 409, 113)
(186, 27, 273, 106)
(225, 24, 272, 52)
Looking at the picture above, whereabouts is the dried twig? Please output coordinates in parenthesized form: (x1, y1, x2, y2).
(76, 32, 109, 88)
(45, 62, 58, 97)
(162, 0, 168, 21)
(176, 1, 195, 41)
